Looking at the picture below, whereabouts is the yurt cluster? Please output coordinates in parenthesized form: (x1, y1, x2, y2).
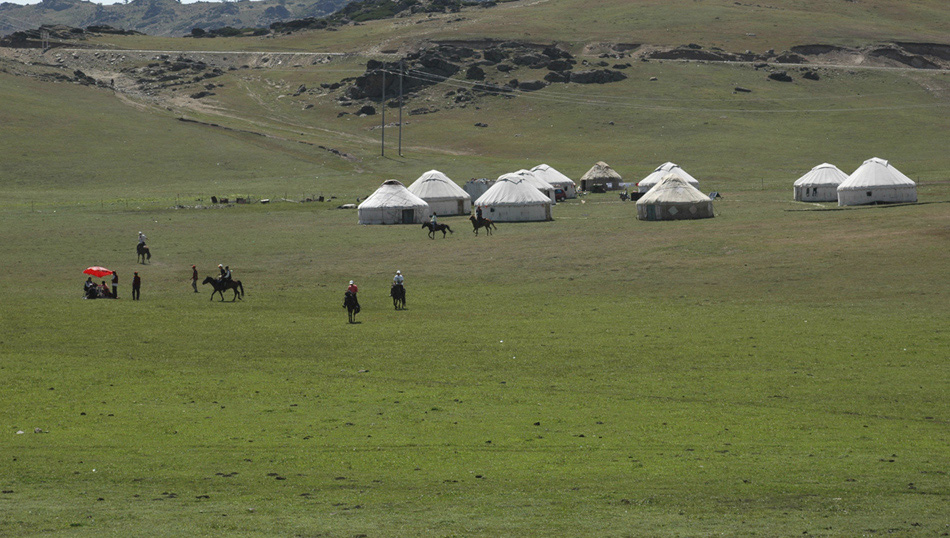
(357, 156, 918, 225)
(794, 158, 918, 205)
(357, 164, 574, 225)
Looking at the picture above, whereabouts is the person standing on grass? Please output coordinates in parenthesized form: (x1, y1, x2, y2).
(132, 272, 141, 300)
(191, 265, 198, 293)
(111, 271, 119, 299)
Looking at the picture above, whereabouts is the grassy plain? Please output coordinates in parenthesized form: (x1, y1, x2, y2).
(1, 1, 950, 535)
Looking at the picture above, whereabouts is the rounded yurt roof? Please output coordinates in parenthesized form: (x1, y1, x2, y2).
(475, 176, 552, 206)
(580, 161, 622, 181)
(838, 157, 915, 191)
(530, 164, 576, 188)
(407, 170, 471, 201)
(358, 180, 429, 209)
(638, 162, 699, 190)
(637, 173, 711, 205)
(793, 163, 848, 187)
(502, 170, 555, 192)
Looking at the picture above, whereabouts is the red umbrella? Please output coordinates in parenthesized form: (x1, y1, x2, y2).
(83, 266, 114, 278)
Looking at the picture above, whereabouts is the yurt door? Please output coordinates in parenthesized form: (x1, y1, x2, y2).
(402, 209, 414, 224)
(646, 205, 656, 220)
(458, 200, 464, 214)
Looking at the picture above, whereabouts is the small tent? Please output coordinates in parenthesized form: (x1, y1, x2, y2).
(579, 161, 623, 192)
(358, 180, 430, 225)
(793, 163, 847, 202)
(464, 178, 495, 202)
(636, 173, 714, 221)
(531, 164, 577, 198)
(837, 157, 917, 206)
(474, 176, 553, 222)
(637, 162, 700, 193)
(503, 170, 557, 203)
(407, 170, 472, 216)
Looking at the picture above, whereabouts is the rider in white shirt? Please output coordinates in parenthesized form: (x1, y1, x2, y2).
(138, 231, 147, 244)
(393, 270, 404, 286)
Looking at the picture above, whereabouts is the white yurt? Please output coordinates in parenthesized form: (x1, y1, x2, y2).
(502, 170, 557, 203)
(464, 178, 495, 201)
(793, 163, 848, 202)
(358, 180, 431, 225)
(637, 162, 700, 193)
(636, 173, 715, 221)
(474, 176, 553, 222)
(406, 170, 472, 216)
(530, 164, 577, 198)
(837, 157, 917, 206)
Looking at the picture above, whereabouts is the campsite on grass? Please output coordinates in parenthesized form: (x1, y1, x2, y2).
(1, 0, 948, 535)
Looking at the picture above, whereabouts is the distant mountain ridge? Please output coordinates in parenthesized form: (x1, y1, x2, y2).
(0, 0, 353, 37)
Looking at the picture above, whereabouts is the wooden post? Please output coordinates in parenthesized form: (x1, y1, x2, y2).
(398, 60, 403, 157)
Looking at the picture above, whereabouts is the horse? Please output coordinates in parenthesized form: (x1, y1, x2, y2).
(202, 276, 244, 302)
(469, 215, 496, 236)
(136, 242, 151, 264)
(343, 291, 360, 323)
(422, 222, 453, 239)
(390, 284, 406, 310)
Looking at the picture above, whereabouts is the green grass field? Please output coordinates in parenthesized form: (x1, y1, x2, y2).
(1, 1, 949, 535)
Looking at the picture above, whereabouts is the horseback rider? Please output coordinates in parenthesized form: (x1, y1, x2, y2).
(138, 231, 147, 245)
(430, 212, 438, 226)
(217, 264, 226, 282)
(346, 280, 360, 310)
(224, 265, 232, 283)
(475, 205, 483, 221)
(391, 270, 406, 308)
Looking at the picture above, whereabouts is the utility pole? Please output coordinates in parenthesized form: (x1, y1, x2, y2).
(381, 69, 386, 157)
(398, 60, 404, 157)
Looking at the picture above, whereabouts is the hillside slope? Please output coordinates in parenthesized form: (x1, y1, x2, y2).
(0, 0, 350, 37)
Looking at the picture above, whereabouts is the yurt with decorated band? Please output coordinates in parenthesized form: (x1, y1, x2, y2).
(636, 173, 715, 221)
(358, 180, 431, 225)
(406, 170, 471, 216)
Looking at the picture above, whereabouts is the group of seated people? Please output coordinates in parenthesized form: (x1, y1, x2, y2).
(83, 277, 114, 299)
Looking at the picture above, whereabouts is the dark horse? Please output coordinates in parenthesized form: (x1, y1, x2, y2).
(202, 276, 244, 302)
(469, 215, 496, 236)
(390, 284, 406, 310)
(422, 222, 453, 239)
(343, 291, 360, 323)
(136, 242, 151, 263)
